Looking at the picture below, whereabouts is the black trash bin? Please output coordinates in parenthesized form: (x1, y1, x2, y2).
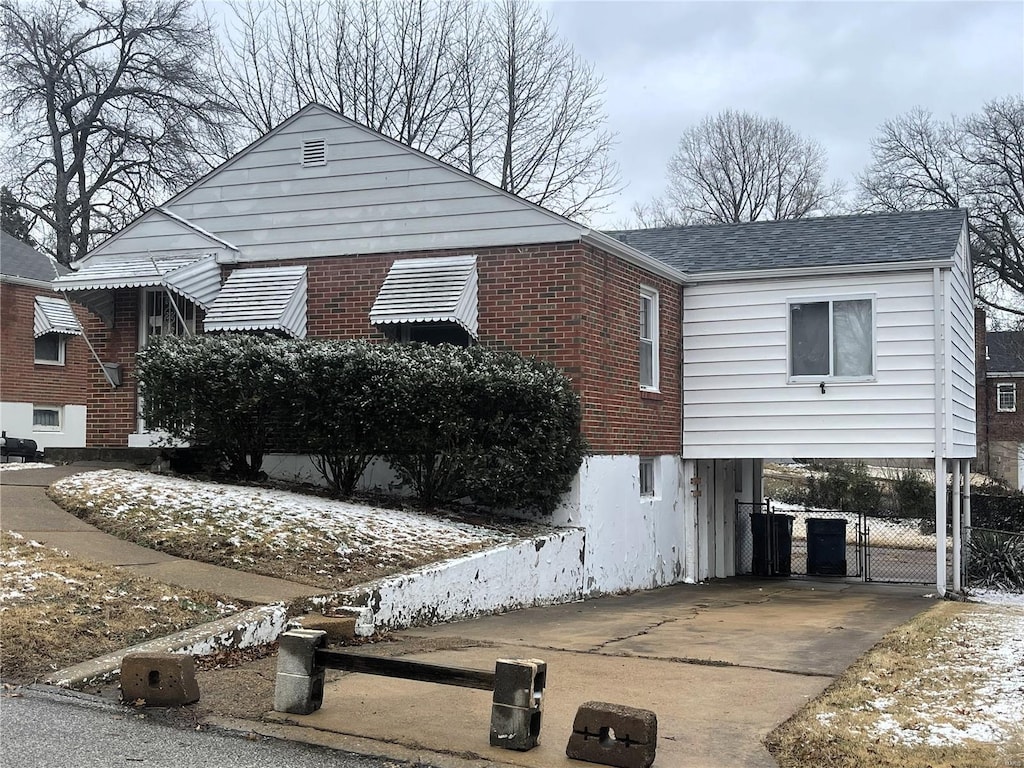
(806, 517, 847, 576)
(751, 513, 794, 577)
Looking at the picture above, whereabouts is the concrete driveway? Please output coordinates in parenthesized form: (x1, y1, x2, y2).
(260, 579, 931, 768)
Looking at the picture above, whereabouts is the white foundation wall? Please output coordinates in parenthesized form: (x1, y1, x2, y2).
(0, 402, 87, 450)
(323, 529, 586, 630)
(552, 454, 696, 594)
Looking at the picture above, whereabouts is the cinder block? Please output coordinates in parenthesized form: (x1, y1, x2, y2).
(490, 702, 542, 751)
(273, 669, 326, 715)
(120, 652, 200, 707)
(276, 629, 327, 676)
(493, 658, 546, 709)
(290, 614, 357, 644)
(566, 701, 657, 768)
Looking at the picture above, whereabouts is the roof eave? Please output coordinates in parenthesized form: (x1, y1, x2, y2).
(2, 274, 59, 291)
(582, 230, 689, 283)
(685, 257, 956, 284)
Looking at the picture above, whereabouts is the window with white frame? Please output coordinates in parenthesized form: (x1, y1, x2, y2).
(639, 457, 657, 498)
(789, 297, 874, 380)
(998, 382, 1017, 412)
(639, 287, 659, 390)
(34, 333, 65, 364)
(32, 406, 61, 431)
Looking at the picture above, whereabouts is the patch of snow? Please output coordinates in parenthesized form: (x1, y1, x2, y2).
(0, 462, 54, 471)
(969, 588, 1024, 606)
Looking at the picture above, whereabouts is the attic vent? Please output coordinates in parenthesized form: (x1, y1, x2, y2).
(301, 138, 327, 167)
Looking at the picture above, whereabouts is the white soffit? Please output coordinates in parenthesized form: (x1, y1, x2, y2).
(203, 266, 308, 339)
(52, 253, 222, 309)
(369, 255, 478, 337)
(33, 296, 83, 337)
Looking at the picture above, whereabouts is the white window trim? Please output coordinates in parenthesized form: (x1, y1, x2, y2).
(34, 333, 66, 365)
(639, 456, 659, 500)
(640, 286, 660, 391)
(997, 382, 1017, 412)
(787, 294, 876, 384)
(32, 405, 62, 432)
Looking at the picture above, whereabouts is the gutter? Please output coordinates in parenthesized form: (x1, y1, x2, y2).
(581, 230, 689, 284)
(685, 258, 955, 284)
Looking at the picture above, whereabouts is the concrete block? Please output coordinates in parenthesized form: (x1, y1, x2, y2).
(493, 658, 546, 709)
(329, 606, 375, 637)
(290, 614, 357, 644)
(490, 703, 542, 751)
(120, 653, 200, 707)
(273, 669, 326, 715)
(566, 701, 657, 768)
(276, 629, 327, 676)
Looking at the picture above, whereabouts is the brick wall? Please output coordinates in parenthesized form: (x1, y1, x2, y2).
(0, 282, 91, 410)
(81, 291, 140, 446)
(80, 241, 682, 455)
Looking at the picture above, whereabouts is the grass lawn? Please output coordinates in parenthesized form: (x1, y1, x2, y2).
(767, 600, 1024, 768)
(46, 468, 545, 590)
(0, 531, 237, 684)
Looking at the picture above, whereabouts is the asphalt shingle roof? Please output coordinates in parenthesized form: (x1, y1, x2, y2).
(987, 331, 1024, 374)
(0, 231, 67, 282)
(606, 209, 967, 275)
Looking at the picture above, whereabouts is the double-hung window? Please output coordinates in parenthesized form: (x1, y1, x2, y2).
(789, 296, 874, 381)
(640, 287, 659, 390)
(997, 383, 1017, 412)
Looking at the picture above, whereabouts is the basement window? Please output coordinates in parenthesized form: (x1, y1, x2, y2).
(33, 406, 62, 432)
(639, 457, 658, 499)
(301, 138, 327, 167)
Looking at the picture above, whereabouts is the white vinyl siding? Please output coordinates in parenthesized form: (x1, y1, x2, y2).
(683, 271, 941, 459)
(998, 383, 1016, 412)
(154, 108, 581, 262)
(946, 225, 977, 457)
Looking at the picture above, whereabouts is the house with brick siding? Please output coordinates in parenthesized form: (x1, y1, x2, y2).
(975, 316, 1024, 488)
(51, 103, 975, 595)
(1, 232, 93, 450)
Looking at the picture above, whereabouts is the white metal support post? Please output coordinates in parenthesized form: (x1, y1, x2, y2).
(935, 456, 947, 597)
(951, 460, 961, 593)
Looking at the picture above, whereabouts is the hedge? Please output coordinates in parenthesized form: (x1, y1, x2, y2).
(136, 335, 587, 514)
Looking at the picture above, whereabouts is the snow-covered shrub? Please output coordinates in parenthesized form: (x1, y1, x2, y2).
(136, 334, 298, 478)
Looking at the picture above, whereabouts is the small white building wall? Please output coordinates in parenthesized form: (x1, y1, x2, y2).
(87, 210, 233, 260)
(161, 106, 581, 262)
(551, 454, 695, 593)
(946, 226, 977, 458)
(0, 403, 87, 450)
(683, 270, 943, 459)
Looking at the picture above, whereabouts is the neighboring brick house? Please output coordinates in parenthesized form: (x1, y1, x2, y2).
(0, 232, 93, 450)
(975, 315, 1024, 487)
(52, 103, 975, 594)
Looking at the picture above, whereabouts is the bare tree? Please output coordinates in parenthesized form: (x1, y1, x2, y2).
(860, 96, 1024, 314)
(215, 0, 619, 222)
(1, 0, 235, 265)
(639, 109, 843, 226)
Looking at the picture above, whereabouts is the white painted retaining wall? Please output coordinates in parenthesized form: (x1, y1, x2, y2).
(553, 455, 696, 593)
(320, 528, 586, 630)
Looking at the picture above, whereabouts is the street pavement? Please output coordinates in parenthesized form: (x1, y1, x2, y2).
(0, 686, 415, 768)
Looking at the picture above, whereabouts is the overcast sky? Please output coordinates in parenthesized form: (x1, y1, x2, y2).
(541, 1, 1024, 228)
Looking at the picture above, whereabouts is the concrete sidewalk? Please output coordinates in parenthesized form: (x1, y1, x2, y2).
(0, 465, 325, 604)
(254, 579, 930, 768)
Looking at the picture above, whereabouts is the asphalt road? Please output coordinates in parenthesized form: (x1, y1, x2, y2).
(0, 687, 416, 768)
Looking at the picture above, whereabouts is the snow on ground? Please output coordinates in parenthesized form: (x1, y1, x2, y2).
(824, 602, 1024, 748)
(49, 469, 519, 570)
(0, 462, 54, 472)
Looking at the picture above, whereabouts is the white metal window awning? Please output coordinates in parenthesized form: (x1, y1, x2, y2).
(52, 253, 223, 316)
(33, 296, 83, 337)
(203, 266, 308, 339)
(369, 254, 478, 337)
